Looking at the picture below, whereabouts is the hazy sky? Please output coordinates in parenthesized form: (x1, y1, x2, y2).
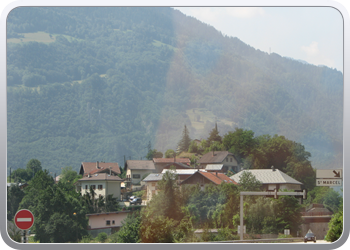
(174, 7, 344, 73)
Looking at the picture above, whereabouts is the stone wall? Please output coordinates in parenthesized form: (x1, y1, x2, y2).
(301, 222, 329, 240)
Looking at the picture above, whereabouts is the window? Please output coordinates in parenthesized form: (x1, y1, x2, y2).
(98, 185, 103, 190)
(151, 182, 156, 187)
(91, 185, 96, 190)
(112, 220, 115, 225)
(226, 158, 228, 162)
(85, 185, 88, 190)
(133, 174, 140, 179)
(230, 158, 233, 162)
(106, 220, 110, 226)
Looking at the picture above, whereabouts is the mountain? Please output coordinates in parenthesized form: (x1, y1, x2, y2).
(6, 7, 343, 174)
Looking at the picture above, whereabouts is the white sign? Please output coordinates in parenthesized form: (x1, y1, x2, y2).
(316, 169, 342, 179)
(316, 179, 342, 186)
(238, 225, 246, 234)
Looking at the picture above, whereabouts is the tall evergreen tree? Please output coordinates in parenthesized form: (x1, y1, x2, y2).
(206, 123, 222, 148)
(177, 125, 191, 153)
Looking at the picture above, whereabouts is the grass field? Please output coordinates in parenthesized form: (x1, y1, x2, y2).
(186, 108, 235, 131)
(7, 32, 83, 44)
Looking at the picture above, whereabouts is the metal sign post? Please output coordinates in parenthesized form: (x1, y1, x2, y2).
(316, 169, 342, 186)
(14, 209, 34, 243)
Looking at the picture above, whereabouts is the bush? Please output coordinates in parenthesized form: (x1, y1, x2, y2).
(108, 232, 119, 243)
(96, 232, 108, 243)
(80, 235, 92, 243)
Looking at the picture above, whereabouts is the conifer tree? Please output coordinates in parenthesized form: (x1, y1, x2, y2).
(177, 125, 191, 153)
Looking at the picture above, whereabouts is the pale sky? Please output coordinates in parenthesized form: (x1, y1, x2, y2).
(174, 6, 344, 73)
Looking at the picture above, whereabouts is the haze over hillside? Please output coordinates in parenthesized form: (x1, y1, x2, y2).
(6, 7, 343, 174)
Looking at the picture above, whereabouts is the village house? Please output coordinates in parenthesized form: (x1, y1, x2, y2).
(124, 160, 156, 185)
(153, 157, 191, 173)
(198, 151, 239, 173)
(86, 210, 132, 237)
(79, 161, 121, 177)
(76, 173, 123, 200)
(142, 168, 201, 203)
(180, 170, 237, 191)
(230, 168, 303, 191)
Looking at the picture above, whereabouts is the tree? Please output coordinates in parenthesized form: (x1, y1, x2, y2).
(146, 149, 163, 160)
(140, 170, 184, 242)
(177, 125, 191, 153)
(325, 206, 343, 242)
(206, 123, 222, 148)
(26, 159, 42, 177)
(222, 128, 255, 162)
(165, 149, 176, 158)
(238, 171, 262, 191)
(19, 170, 88, 243)
(7, 184, 25, 221)
(115, 211, 141, 243)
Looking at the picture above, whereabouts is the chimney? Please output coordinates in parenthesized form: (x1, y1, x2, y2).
(109, 166, 111, 175)
(216, 172, 218, 176)
(96, 161, 99, 169)
(271, 165, 275, 171)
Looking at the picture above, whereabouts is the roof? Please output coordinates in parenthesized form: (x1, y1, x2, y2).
(86, 210, 131, 217)
(161, 169, 202, 175)
(230, 169, 303, 185)
(181, 171, 237, 185)
(198, 151, 234, 164)
(205, 164, 224, 170)
(126, 160, 155, 170)
(80, 162, 120, 176)
(163, 162, 192, 169)
(153, 158, 190, 164)
(142, 173, 164, 182)
(77, 173, 123, 182)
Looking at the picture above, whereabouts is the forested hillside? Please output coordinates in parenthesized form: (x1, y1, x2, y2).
(7, 7, 343, 174)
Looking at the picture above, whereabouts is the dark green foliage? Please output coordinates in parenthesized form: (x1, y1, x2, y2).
(165, 149, 176, 158)
(7, 184, 25, 221)
(177, 125, 191, 153)
(325, 209, 343, 242)
(206, 123, 222, 148)
(10, 158, 42, 182)
(116, 211, 141, 243)
(19, 170, 88, 243)
(96, 232, 108, 243)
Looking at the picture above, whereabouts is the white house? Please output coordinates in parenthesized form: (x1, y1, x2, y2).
(76, 173, 123, 200)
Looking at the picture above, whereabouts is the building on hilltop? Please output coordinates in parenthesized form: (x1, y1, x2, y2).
(198, 151, 239, 173)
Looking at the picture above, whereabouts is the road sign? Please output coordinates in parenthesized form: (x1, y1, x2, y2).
(14, 209, 34, 230)
(316, 169, 342, 179)
(316, 179, 342, 186)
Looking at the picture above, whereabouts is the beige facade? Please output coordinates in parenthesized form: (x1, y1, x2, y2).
(126, 168, 155, 185)
(76, 173, 123, 200)
(87, 211, 131, 230)
(145, 181, 159, 202)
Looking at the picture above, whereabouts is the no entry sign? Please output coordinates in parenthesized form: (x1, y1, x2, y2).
(14, 209, 34, 230)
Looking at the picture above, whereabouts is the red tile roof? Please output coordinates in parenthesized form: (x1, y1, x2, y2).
(80, 162, 120, 176)
(180, 171, 238, 185)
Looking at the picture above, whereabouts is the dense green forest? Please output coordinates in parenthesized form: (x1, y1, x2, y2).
(7, 7, 343, 175)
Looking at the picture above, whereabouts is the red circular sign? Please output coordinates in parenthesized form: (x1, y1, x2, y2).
(14, 209, 34, 230)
